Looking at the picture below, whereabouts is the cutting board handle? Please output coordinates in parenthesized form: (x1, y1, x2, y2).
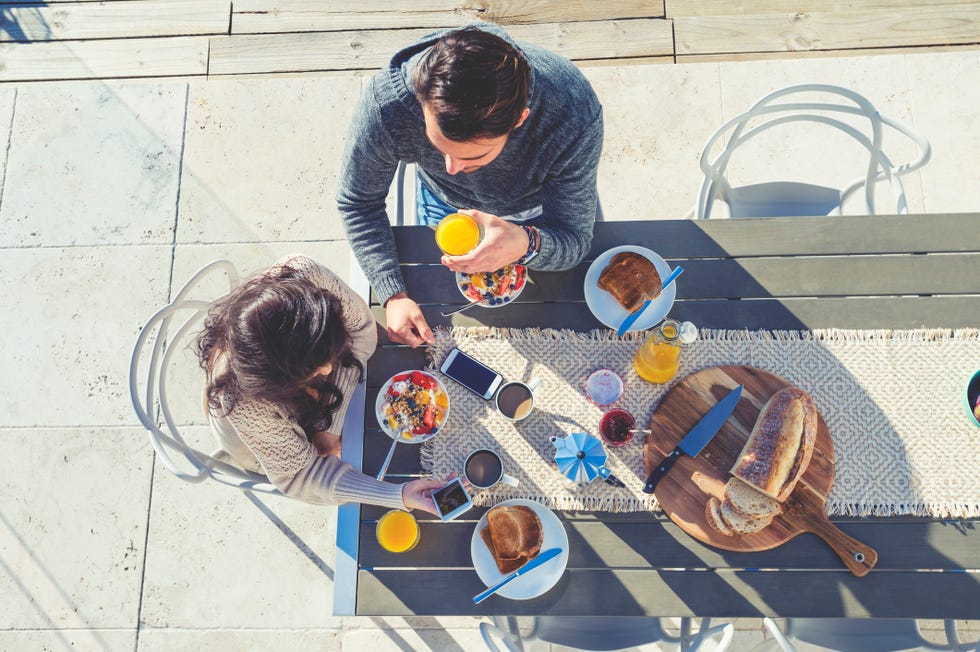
(806, 513, 878, 577)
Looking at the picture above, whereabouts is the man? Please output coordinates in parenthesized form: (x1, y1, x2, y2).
(337, 23, 603, 347)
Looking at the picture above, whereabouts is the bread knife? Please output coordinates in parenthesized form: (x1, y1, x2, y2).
(472, 547, 563, 604)
(642, 384, 742, 494)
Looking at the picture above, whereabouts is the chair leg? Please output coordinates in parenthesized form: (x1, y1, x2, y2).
(762, 618, 797, 652)
(684, 617, 735, 652)
(479, 617, 524, 652)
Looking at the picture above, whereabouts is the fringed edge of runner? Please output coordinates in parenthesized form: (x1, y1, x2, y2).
(436, 325, 980, 344)
(828, 500, 980, 519)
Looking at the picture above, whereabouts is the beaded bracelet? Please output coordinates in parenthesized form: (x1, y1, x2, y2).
(517, 225, 540, 265)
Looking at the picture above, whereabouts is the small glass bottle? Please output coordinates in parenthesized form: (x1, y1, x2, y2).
(633, 319, 698, 384)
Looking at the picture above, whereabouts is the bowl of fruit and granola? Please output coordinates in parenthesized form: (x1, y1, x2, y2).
(455, 264, 527, 308)
(375, 370, 450, 443)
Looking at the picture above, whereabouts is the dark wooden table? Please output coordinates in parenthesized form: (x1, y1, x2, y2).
(334, 214, 980, 618)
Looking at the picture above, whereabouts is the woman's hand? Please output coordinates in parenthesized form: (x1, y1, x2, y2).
(401, 479, 445, 516)
(312, 430, 342, 457)
(441, 209, 528, 274)
(384, 293, 435, 348)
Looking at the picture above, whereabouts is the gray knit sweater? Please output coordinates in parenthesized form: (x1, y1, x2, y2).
(337, 23, 604, 305)
(208, 256, 406, 510)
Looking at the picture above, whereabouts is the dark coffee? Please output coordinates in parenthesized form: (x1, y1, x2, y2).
(464, 450, 503, 488)
(496, 383, 534, 420)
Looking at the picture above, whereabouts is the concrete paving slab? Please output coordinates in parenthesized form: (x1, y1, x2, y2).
(136, 628, 340, 651)
(0, 81, 186, 247)
(341, 624, 489, 651)
(177, 74, 362, 244)
(586, 62, 724, 221)
(0, 427, 151, 630)
(141, 428, 341, 629)
(907, 50, 980, 214)
(0, 629, 137, 652)
(715, 54, 927, 216)
(0, 244, 172, 427)
(157, 241, 354, 429)
(0, 86, 15, 206)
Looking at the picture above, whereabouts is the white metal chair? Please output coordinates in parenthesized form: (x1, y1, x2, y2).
(759, 617, 978, 652)
(129, 259, 281, 494)
(481, 615, 734, 652)
(695, 83, 931, 219)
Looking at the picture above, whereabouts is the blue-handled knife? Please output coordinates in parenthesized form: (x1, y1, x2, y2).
(617, 266, 684, 337)
(472, 547, 562, 604)
(642, 384, 742, 494)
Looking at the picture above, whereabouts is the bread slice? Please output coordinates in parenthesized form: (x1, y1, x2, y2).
(724, 477, 782, 518)
(705, 496, 734, 536)
(597, 252, 662, 312)
(483, 506, 544, 574)
(719, 499, 774, 535)
(730, 387, 818, 501)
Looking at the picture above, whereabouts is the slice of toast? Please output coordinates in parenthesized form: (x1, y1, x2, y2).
(480, 527, 525, 574)
(719, 499, 774, 535)
(486, 506, 543, 560)
(705, 496, 734, 536)
(597, 252, 662, 312)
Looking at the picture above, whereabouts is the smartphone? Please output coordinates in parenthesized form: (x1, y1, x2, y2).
(440, 348, 503, 400)
(431, 477, 473, 522)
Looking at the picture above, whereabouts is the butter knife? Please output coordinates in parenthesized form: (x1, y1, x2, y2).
(472, 547, 562, 604)
(616, 265, 684, 336)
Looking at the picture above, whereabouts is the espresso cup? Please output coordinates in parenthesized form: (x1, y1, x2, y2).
(463, 449, 520, 490)
(494, 378, 542, 422)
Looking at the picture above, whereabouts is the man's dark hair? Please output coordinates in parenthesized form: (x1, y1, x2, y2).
(414, 27, 531, 141)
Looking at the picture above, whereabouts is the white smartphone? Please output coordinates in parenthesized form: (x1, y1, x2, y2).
(431, 477, 473, 522)
(440, 348, 503, 400)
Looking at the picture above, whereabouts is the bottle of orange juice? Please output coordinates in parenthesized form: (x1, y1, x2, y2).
(434, 212, 481, 256)
(634, 319, 698, 384)
(376, 509, 420, 553)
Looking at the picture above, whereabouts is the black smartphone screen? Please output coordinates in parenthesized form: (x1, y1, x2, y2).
(433, 480, 469, 516)
(443, 351, 499, 396)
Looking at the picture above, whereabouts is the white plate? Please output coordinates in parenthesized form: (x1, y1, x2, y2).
(455, 264, 528, 309)
(584, 245, 677, 332)
(470, 499, 569, 600)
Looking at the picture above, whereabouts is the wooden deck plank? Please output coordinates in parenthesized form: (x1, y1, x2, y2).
(0, 35, 209, 81)
(232, 0, 665, 35)
(356, 568, 980, 617)
(678, 42, 980, 63)
(209, 19, 673, 75)
(665, 0, 979, 18)
(675, 5, 980, 55)
(0, 1, 229, 42)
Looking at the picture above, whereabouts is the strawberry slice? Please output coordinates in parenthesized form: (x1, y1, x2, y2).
(497, 274, 511, 296)
(410, 371, 437, 389)
(423, 404, 436, 430)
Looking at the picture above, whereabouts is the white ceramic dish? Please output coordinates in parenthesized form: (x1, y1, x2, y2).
(584, 245, 677, 332)
(470, 498, 569, 600)
(375, 370, 449, 443)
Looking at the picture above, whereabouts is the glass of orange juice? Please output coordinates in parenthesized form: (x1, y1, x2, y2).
(376, 509, 420, 553)
(434, 212, 481, 256)
(633, 320, 697, 384)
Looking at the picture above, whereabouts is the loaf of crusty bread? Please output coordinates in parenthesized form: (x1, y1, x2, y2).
(730, 387, 817, 501)
(482, 506, 543, 574)
(597, 252, 662, 312)
(724, 477, 782, 518)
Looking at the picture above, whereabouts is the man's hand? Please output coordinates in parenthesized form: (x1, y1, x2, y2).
(441, 209, 528, 274)
(384, 293, 435, 348)
(401, 479, 444, 516)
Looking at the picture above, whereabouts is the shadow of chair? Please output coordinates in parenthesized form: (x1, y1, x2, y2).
(129, 259, 281, 494)
(694, 83, 931, 219)
(759, 617, 978, 652)
(481, 615, 734, 651)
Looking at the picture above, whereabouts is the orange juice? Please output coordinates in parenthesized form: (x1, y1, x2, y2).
(634, 320, 689, 384)
(376, 509, 419, 553)
(435, 213, 481, 255)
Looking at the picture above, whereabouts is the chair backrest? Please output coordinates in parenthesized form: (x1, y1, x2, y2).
(763, 617, 973, 652)
(695, 83, 931, 219)
(129, 259, 281, 494)
(481, 615, 733, 652)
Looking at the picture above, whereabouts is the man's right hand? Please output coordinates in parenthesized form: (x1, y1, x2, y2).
(384, 293, 435, 348)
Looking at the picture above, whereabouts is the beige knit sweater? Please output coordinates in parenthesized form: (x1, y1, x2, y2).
(208, 255, 406, 509)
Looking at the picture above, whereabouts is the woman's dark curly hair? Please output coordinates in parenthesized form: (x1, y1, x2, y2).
(197, 264, 362, 439)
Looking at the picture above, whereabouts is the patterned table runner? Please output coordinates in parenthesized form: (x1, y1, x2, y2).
(423, 327, 980, 517)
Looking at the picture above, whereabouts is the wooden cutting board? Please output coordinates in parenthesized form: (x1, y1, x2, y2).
(644, 365, 877, 576)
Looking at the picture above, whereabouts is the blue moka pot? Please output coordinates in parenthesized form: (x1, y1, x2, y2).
(549, 432, 625, 488)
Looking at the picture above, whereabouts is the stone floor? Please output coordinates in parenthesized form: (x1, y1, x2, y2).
(1, 49, 978, 651)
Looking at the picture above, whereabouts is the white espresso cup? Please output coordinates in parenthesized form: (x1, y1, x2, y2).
(463, 449, 519, 490)
(494, 378, 543, 422)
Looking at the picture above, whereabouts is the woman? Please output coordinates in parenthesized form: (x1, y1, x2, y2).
(197, 255, 441, 514)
